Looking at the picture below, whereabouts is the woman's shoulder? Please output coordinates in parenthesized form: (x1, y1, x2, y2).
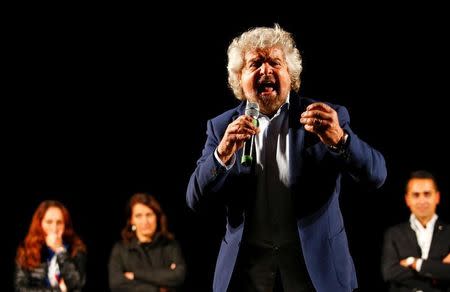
(110, 239, 134, 252)
(160, 237, 182, 250)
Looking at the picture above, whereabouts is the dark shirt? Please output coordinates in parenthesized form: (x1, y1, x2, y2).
(232, 104, 314, 291)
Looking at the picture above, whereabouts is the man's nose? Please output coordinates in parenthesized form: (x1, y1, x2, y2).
(418, 194, 428, 204)
(260, 62, 273, 75)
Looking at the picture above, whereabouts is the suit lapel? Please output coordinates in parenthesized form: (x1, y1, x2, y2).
(405, 224, 422, 256)
(288, 93, 304, 186)
(429, 220, 446, 258)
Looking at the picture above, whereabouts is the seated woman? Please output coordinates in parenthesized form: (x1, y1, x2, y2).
(15, 200, 87, 292)
(108, 193, 186, 292)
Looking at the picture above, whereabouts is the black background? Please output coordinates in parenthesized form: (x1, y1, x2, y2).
(3, 5, 449, 292)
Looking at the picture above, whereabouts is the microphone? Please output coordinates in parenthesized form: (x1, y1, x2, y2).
(241, 102, 259, 166)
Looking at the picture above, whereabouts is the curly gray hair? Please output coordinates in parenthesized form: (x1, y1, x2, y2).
(227, 24, 302, 100)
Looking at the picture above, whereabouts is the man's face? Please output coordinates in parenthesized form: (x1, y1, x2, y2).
(240, 47, 291, 116)
(405, 178, 440, 222)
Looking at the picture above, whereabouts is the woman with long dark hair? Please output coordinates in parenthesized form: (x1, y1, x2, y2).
(15, 200, 87, 292)
(108, 193, 186, 292)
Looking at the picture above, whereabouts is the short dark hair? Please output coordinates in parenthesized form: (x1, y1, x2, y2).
(406, 170, 438, 192)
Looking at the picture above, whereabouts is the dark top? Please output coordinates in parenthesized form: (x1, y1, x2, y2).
(235, 103, 313, 290)
(108, 234, 186, 292)
(381, 219, 450, 292)
(14, 247, 86, 292)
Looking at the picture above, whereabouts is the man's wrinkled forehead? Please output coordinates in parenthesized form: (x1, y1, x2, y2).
(244, 47, 285, 62)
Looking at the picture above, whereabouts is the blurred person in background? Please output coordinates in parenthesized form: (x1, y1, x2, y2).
(382, 170, 450, 291)
(108, 193, 186, 292)
(15, 200, 87, 292)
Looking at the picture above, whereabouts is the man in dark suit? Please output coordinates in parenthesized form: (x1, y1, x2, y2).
(186, 24, 387, 292)
(382, 170, 450, 291)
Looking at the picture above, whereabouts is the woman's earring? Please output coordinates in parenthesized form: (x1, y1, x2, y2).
(131, 225, 136, 231)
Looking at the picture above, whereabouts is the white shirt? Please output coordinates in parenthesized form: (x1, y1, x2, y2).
(409, 213, 438, 271)
(48, 253, 61, 287)
(254, 99, 290, 189)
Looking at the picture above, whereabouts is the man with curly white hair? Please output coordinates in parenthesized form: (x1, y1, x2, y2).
(187, 24, 387, 292)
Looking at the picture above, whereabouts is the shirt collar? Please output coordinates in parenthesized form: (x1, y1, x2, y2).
(249, 93, 290, 120)
(410, 213, 438, 231)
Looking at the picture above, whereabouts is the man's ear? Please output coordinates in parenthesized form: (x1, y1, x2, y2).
(404, 193, 411, 208)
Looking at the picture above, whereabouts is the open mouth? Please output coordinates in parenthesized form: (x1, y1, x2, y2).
(257, 81, 278, 95)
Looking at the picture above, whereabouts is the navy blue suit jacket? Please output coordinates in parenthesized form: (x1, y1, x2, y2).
(187, 93, 387, 292)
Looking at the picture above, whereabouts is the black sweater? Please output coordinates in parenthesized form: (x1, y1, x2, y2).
(108, 235, 186, 292)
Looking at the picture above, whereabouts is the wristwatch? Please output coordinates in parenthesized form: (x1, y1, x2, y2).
(328, 132, 349, 154)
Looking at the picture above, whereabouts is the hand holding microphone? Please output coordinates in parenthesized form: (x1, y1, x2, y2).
(217, 102, 259, 165)
(241, 102, 259, 166)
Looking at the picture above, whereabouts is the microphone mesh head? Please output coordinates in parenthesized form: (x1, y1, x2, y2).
(245, 102, 259, 119)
